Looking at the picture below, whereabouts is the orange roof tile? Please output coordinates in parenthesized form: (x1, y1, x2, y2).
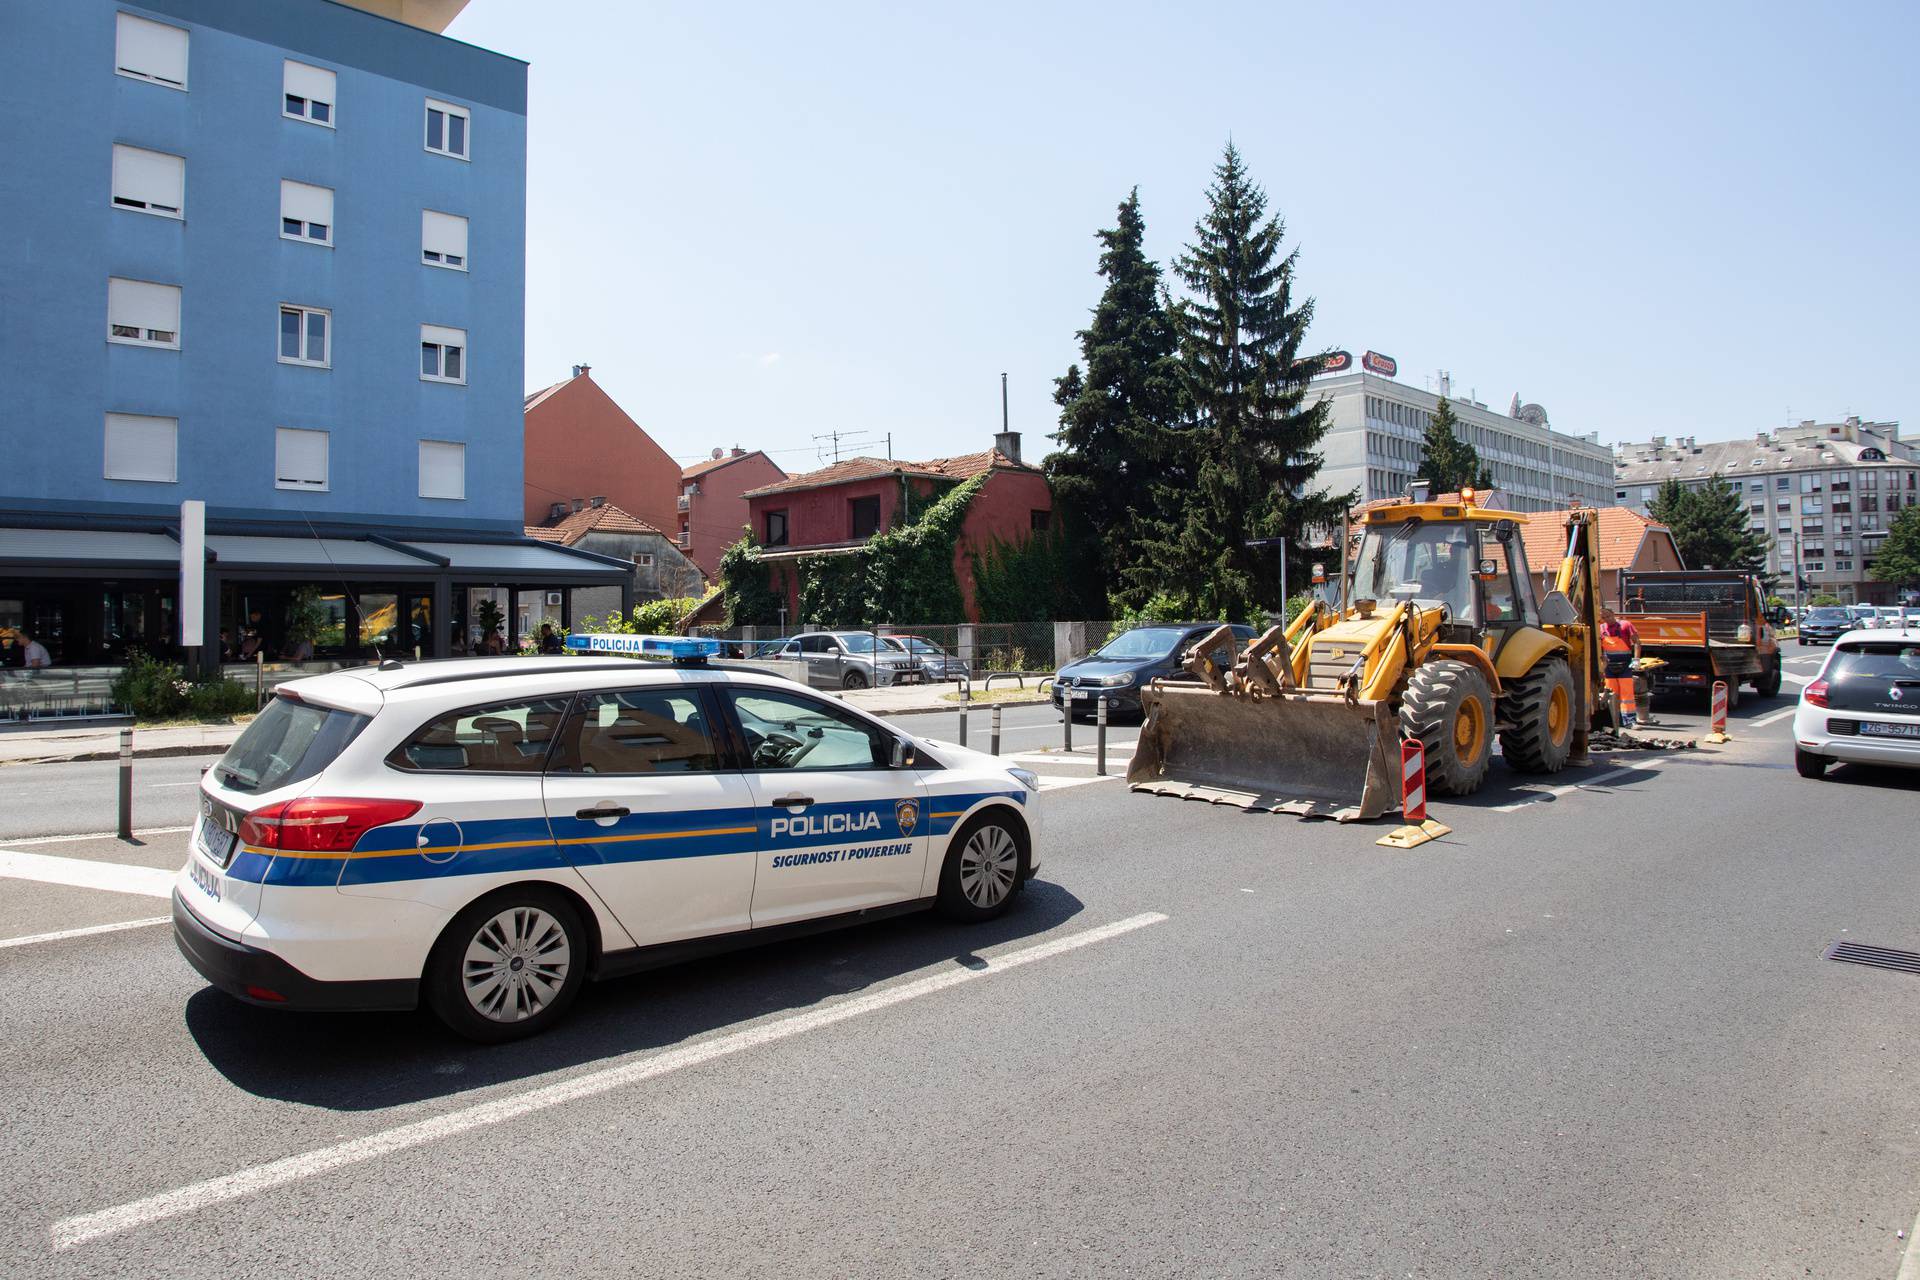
(681, 450, 782, 481)
(1520, 506, 1671, 573)
(525, 501, 670, 547)
(741, 448, 1034, 498)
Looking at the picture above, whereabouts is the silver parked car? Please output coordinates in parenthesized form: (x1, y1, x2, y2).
(883, 634, 969, 683)
(770, 632, 917, 690)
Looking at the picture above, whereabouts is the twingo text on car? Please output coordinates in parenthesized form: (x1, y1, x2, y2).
(1793, 627, 1920, 781)
(173, 638, 1041, 1041)
(1052, 623, 1257, 721)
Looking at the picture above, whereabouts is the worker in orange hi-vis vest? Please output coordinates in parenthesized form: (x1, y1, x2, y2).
(1599, 607, 1642, 727)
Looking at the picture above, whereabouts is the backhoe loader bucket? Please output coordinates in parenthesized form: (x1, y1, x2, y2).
(1127, 682, 1399, 822)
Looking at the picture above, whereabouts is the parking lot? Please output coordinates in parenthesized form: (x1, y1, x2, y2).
(6, 660, 1920, 1277)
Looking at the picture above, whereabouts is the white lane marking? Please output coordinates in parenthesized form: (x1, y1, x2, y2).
(1898, 1198, 1920, 1280)
(49, 911, 1171, 1250)
(1782, 672, 1811, 685)
(146, 782, 200, 789)
(0, 850, 175, 899)
(1749, 705, 1799, 729)
(1037, 773, 1124, 791)
(0, 917, 170, 951)
(0, 826, 192, 846)
(1490, 763, 1661, 812)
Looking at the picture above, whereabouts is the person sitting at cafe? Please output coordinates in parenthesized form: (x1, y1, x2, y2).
(19, 631, 52, 669)
(538, 623, 564, 655)
(239, 630, 263, 660)
(0, 631, 21, 669)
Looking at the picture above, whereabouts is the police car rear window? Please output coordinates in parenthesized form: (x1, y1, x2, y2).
(390, 697, 569, 773)
(215, 697, 368, 794)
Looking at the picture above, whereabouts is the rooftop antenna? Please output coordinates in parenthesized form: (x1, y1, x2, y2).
(811, 426, 879, 465)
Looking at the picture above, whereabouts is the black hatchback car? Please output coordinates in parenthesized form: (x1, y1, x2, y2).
(1799, 607, 1854, 646)
(1052, 622, 1257, 721)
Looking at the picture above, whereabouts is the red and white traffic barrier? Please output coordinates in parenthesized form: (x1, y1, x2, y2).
(1401, 738, 1427, 822)
(1708, 680, 1731, 741)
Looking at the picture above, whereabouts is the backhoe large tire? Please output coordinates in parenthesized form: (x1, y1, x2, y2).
(1501, 656, 1577, 775)
(1399, 660, 1494, 796)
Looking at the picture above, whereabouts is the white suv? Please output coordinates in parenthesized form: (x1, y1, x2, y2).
(174, 653, 1041, 1041)
(1793, 627, 1920, 780)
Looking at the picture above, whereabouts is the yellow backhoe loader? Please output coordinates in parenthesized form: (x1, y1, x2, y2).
(1127, 495, 1611, 820)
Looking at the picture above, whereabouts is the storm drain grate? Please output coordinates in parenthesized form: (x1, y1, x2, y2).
(1825, 941, 1920, 975)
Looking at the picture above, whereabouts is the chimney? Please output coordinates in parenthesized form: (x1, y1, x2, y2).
(571, 498, 585, 513)
(731, 445, 746, 457)
(994, 430, 1022, 464)
(548, 502, 568, 521)
(589, 495, 607, 508)
(571, 364, 591, 378)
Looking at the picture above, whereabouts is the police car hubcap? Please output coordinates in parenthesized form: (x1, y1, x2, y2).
(959, 827, 1018, 908)
(463, 906, 571, 1022)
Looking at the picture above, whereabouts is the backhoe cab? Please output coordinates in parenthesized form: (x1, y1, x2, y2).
(1127, 495, 1609, 820)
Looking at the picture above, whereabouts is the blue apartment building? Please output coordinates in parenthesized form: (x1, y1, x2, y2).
(0, 0, 625, 674)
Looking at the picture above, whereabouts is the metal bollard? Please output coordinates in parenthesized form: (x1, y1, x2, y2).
(255, 652, 265, 711)
(117, 727, 133, 840)
(957, 700, 968, 748)
(1063, 697, 1073, 752)
(990, 702, 1002, 756)
(1096, 696, 1108, 776)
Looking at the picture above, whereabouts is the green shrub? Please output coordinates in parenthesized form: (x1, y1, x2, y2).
(111, 650, 252, 721)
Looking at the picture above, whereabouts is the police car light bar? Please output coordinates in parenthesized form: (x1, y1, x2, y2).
(564, 633, 722, 661)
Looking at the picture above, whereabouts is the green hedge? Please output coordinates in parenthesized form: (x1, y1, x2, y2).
(111, 651, 254, 721)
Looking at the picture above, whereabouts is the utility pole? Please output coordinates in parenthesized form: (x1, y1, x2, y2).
(1245, 536, 1288, 616)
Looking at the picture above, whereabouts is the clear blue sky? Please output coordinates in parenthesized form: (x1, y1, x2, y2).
(449, 0, 1918, 472)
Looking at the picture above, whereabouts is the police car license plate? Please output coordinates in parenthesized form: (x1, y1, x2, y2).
(197, 819, 236, 867)
(1860, 721, 1920, 739)
(189, 857, 222, 903)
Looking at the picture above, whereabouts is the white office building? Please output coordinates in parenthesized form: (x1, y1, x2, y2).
(1307, 365, 1613, 512)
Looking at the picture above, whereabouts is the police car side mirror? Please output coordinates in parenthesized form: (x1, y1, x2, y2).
(889, 737, 916, 769)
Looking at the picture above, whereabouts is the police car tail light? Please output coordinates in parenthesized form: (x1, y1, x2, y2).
(240, 797, 423, 853)
(1805, 679, 1830, 708)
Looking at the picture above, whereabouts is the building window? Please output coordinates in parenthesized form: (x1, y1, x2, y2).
(764, 510, 789, 547)
(275, 427, 329, 491)
(633, 553, 654, 568)
(1834, 560, 1853, 571)
(1776, 476, 1791, 491)
(422, 210, 468, 270)
(115, 13, 187, 90)
(283, 60, 334, 125)
(280, 180, 333, 245)
(849, 495, 881, 539)
(424, 98, 469, 159)
(418, 440, 465, 500)
(279, 305, 330, 367)
(103, 413, 177, 483)
(420, 325, 466, 383)
(107, 278, 180, 349)
(110, 144, 183, 218)
(1031, 509, 1052, 532)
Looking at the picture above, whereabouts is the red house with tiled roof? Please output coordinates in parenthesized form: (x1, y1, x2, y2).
(678, 447, 787, 579)
(1518, 505, 1684, 605)
(525, 498, 707, 618)
(523, 366, 681, 534)
(743, 431, 1052, 623)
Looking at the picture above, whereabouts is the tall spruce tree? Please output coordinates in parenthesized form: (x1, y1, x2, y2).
(1649, 474, 1767, 571)
(1138, 143, 1352, 616)
(1046, 189, 1182, 608)
(1872, 506, 1920, 592)
(1418, 397, 1483, 494)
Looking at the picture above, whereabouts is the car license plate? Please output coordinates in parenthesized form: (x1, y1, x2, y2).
(189, 857, 223, 902)
(1860, 721, 1920, 739)
(197, 818, 236, 867)
(1075, 689, 1097, 700)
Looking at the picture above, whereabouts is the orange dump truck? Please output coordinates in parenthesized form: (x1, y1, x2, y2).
(1620, 571, 1782, 708)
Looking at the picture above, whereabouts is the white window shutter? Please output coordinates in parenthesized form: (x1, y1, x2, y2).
(112, 145, 184, 211)
(107, 278, 181, 333)
(280, 180, 333, 226)
(116, 13, 188, 87)
(283, 60, 335, 105)
(104, 414, 178, 483)
(275, 428, 329, 488)
(422, 210, 468, 259)
(421, 323, 466, 349)
(419, 441, 466, 500)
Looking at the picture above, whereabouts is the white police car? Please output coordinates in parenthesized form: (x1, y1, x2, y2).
(174, 638, 1041, 1041)
(1793, 627, 1920, 780)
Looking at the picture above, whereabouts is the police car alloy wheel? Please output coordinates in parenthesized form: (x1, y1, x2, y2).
(428, 889, 587, 1042)
(937, 814, 1024, 921)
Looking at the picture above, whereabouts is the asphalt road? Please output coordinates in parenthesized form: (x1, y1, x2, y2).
(7, 656, 1920, 1276)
